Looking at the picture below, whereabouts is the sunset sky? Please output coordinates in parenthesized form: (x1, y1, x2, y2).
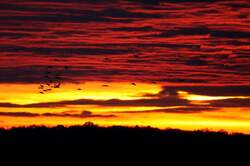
(0, 0, 250, 133)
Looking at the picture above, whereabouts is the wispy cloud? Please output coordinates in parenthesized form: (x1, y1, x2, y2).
(112, 106, 217, 114)
(0, 111, 115, 118)
(0, 96, 190, 108)
(210, 98, 250, 107)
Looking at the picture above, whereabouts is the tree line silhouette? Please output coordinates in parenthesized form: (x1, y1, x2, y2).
(0, 122, 250, 146)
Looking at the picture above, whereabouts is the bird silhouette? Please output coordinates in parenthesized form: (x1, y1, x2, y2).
(131, 83, 136, 86)
(38, 85, 44, 89)
(54, 83, 61, 88)
(38, 65, 67, 94)
(102, 84, 109, 87)
(77, 88, 82, 91)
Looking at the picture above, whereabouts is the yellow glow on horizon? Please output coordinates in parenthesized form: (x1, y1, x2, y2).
(178, 91, 248, 101)
(1, 83, 250, 134)
(1, 107, 250, 134)
(0, 82, 162, 105)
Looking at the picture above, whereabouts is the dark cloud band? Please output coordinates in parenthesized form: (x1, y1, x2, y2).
(0, 111, 115, 118)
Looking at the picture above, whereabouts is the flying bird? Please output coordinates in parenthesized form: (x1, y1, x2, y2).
(131, 83, 136, 86)
(38, 85, 44, 89)
(39, 65, 66, 92)
(54, 83, 61, 88)
(102, 84, 109, 87)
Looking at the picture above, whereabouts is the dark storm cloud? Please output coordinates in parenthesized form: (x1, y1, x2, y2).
(0, 66, 70, 83)
(211, 30, 250, 39)
(100, 8, 162, 19)
(185, 59, 208, 66)
(0, 3, 162, 23)
(0, 111, 116, 118)
(0, 3, 116, 23)
(157, 78, 209, 83)
(0, 14, 112, 23)
(0, 45, 131, 56)
(110, 26, 154, 32)
(127, 0, 224, 4)
(222, 2, 250, 9)
(0, 112, 38, 117)
(43, 110, 116, 118)
(0, 65, 153, 83)
(154, 27, 250, 39)
(210, 98, 250, 107)
(89, 43, 202, 49)
(154, 27, 210, 38)
(159, 85, 250, 97)
(0, 103, 21, 108)
(0, 10, 141, 23)
(0, 32, 32, 39)
(147, 106, 217, 113)
(126, 59, 152, 63)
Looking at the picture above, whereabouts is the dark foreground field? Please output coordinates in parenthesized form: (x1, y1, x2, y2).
(1, 122, 250, 147)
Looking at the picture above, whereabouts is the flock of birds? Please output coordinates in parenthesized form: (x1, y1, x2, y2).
(38, 54, 156, 94)
(38, 65, 69, 94)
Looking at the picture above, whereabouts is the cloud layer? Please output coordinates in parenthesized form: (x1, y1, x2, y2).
(0, 0, 249, 84)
